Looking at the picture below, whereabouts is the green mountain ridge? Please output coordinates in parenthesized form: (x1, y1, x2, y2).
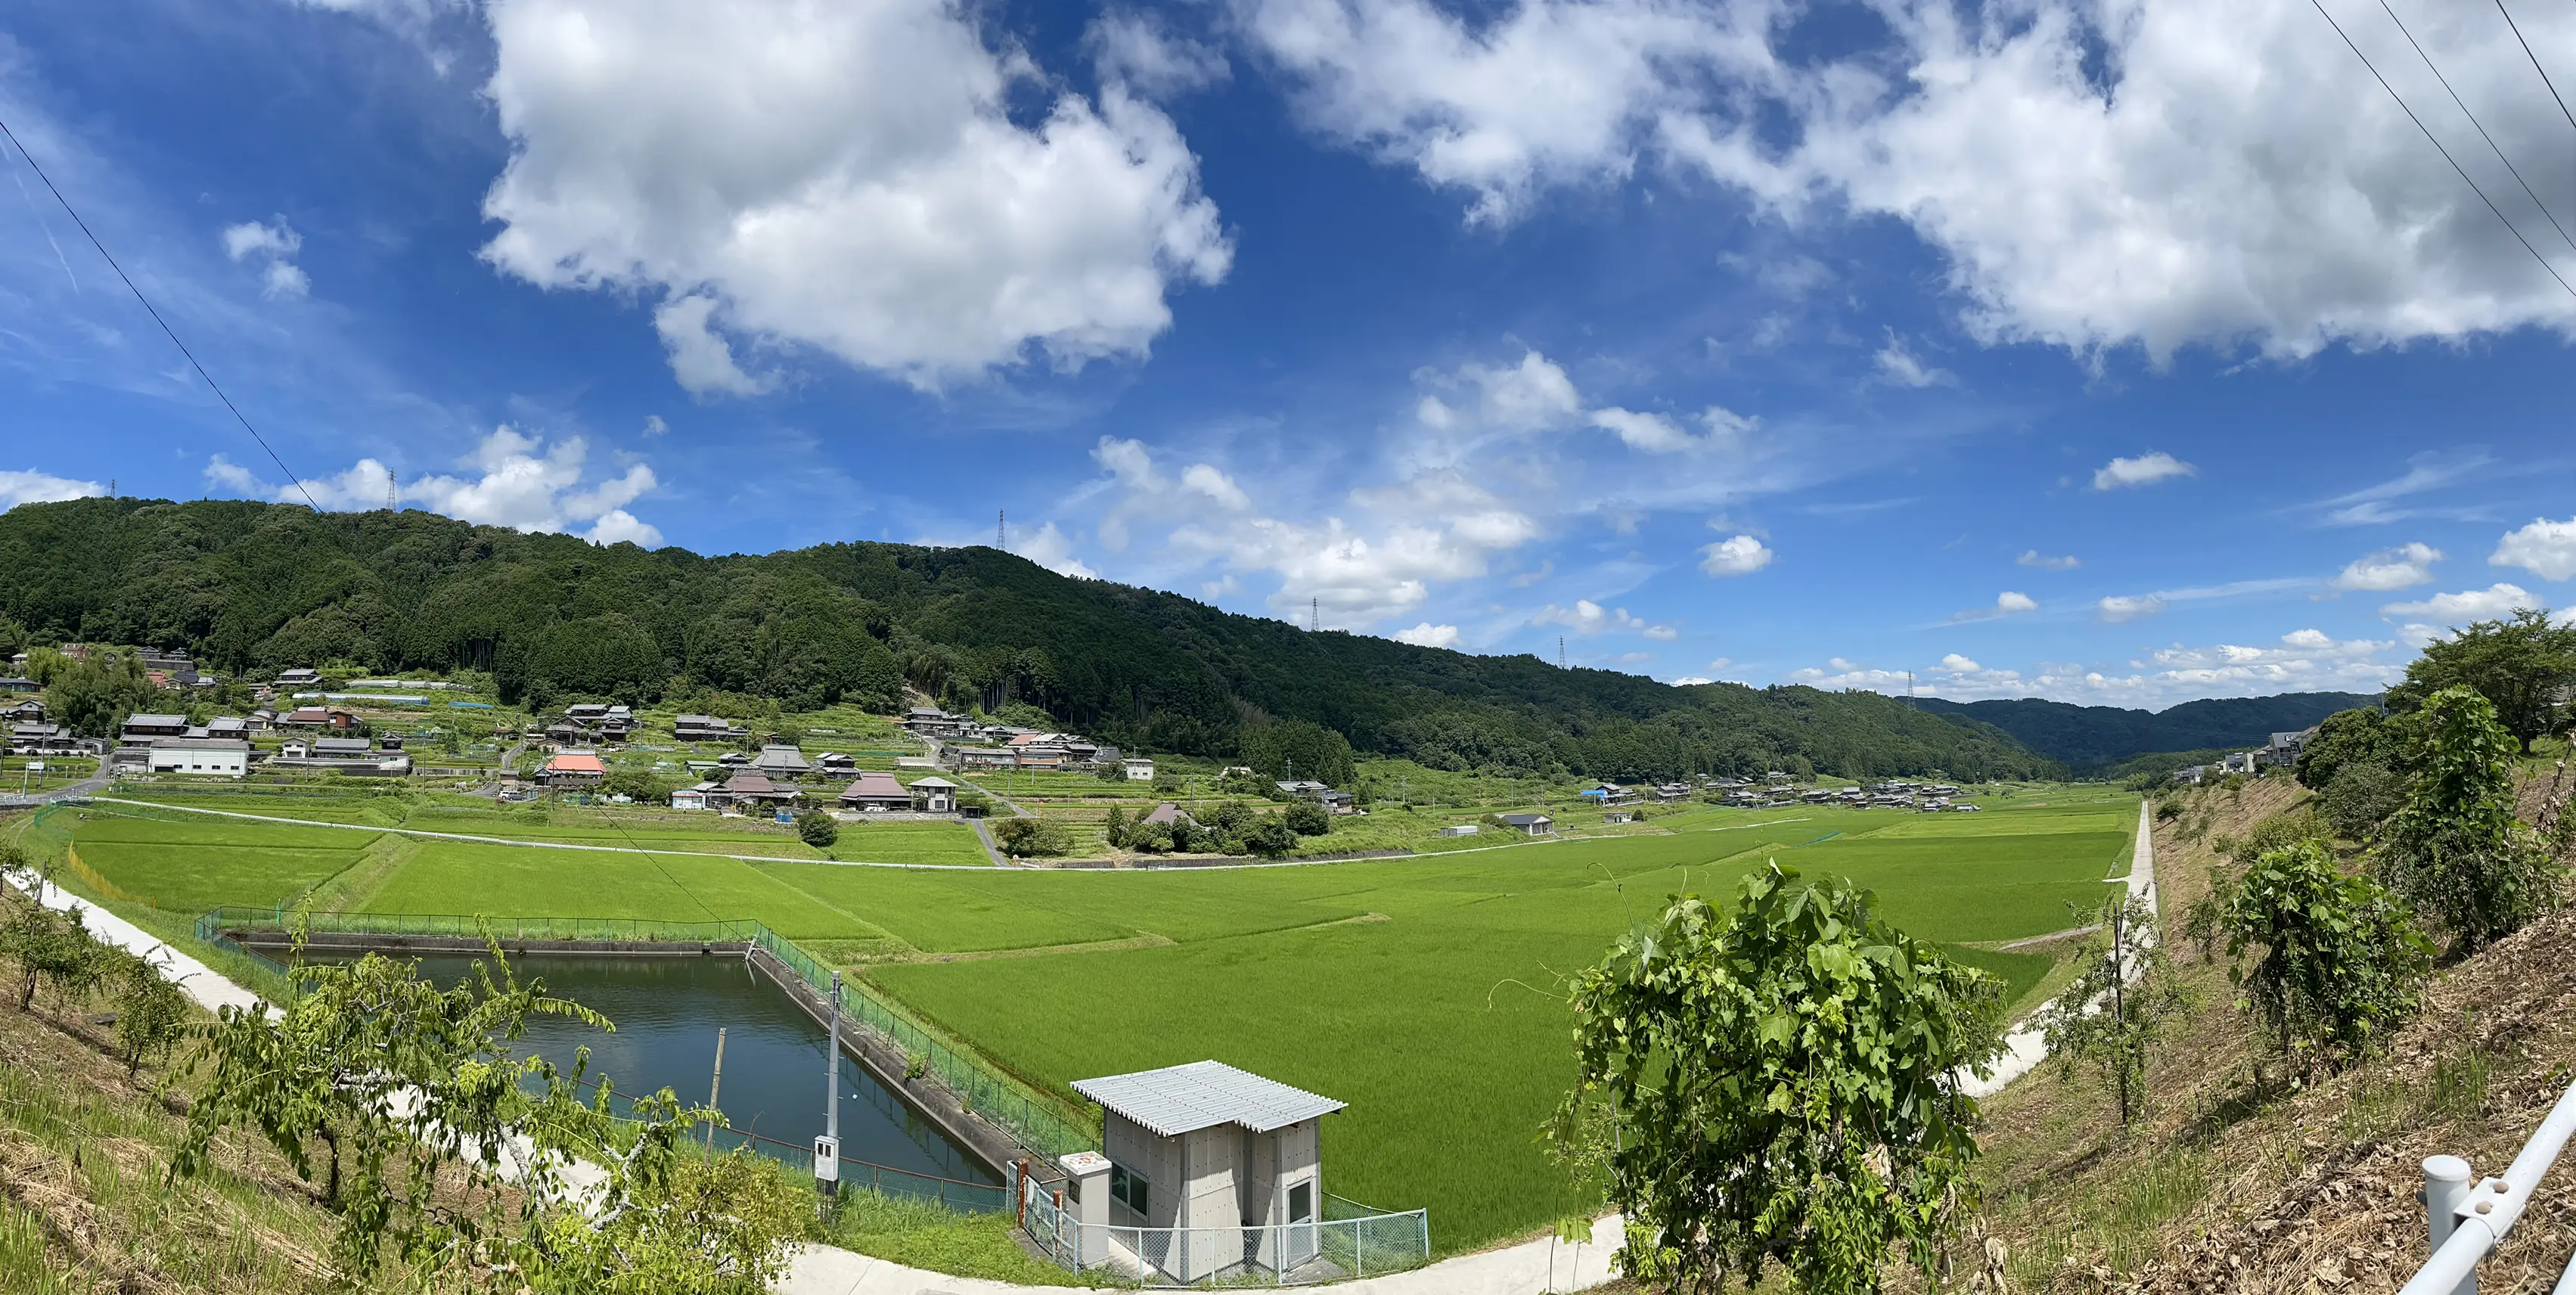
(1911, 692, 2377, 769)
(0, 496, 2335, 784)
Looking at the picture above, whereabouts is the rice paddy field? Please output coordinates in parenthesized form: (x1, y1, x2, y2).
(47, 784, 2141, 1256)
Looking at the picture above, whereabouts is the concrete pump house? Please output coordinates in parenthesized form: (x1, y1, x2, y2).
(1070, 1061, 1343, 1279)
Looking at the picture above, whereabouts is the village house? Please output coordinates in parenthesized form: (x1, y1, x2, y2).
(275, 667, 322, 688)
(752, 744, 814, 779)
(715, 770, 799, 812)
(1498, 812, 1554, 837)
(119, 713, 191, 744)
(541, 750, 607, 788)
(836, 771, 914, 812)
(815, 751, 858, 777)
(673, 713, 749, 743)
(1122, 757, 1155, 781)
(908, 776, 957, 812)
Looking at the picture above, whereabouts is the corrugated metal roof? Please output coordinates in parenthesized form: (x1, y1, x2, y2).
(1072, 1061, 1345, 1137)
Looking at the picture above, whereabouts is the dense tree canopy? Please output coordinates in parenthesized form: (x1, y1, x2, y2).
(0, 497, 2056, 779)
(2388, 609, 2576, 751)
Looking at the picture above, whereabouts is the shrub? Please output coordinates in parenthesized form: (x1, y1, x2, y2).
(1243, 816, 1298, 859)
(1101, 806, 1129, 849)
(2320, 762, 2405, 842)
(1283, 801, 1332, 837)
(2376, 685, 2557, 952)
(795, 810, 840, 848)
(1551, 862, 2003, 1294)
(991, 816, 1072, 858)
(1200, 800, 1255, 837)
(2210, 841, 2430, 1067)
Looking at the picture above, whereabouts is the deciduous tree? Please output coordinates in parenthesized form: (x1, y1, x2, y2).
(2377, 685, 2557, 952)
(2388, 609, 2576, 751)
(2207, 841, 2429, 1067)
(1550, 862, 2003, 1294)
(2036, 893, 2188, 1126)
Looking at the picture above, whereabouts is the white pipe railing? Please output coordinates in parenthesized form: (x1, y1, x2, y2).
(2401, 1077, 2576, 1295)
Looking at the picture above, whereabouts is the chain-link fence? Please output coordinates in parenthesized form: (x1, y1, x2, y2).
(1017, 1170, 1429, 1286)
(191, 906, 1102, 1164)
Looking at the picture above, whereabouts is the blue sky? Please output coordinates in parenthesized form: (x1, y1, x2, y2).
(3, 0, 2574, 708)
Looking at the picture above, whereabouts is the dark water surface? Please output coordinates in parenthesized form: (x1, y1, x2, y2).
(383, 953, 998, 1185)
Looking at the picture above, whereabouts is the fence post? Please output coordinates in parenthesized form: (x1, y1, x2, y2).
(2425, 1156, 2475, 1295)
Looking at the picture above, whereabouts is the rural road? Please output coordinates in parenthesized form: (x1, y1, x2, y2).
(1960, 797, 2155, 1099)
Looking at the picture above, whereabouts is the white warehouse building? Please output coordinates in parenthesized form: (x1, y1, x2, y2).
(147, 737, 250, 778)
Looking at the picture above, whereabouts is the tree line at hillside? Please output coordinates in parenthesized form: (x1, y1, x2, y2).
(0, 497, 2055, 781)
(1916, 691, 2375, 769)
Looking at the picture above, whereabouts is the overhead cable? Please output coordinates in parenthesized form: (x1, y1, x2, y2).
(2491, 1, 2576, 141)
(0, 116, 324, 511)
(2376, 0, 2576, 255)
(2307, 0, 2576, 301)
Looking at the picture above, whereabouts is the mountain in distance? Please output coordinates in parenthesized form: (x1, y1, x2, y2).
(1911, 692, 2379, 769)
(0, 496, 2055, 783)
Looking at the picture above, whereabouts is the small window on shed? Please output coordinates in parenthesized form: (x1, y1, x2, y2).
(1289, 1181, 1313, 1224)
(1111, 1163, 1149, 1215)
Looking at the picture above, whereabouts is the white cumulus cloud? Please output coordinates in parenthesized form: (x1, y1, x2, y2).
(1531, 599, 1669, 638)
(0, 469, 106, 510)
(222, 219, 309, 299)
(284, 428, 666, 547)
(1699, 533, 1772, 577)
(1088, 9, 1231, 99)
(1249, 0, 2576, 359)
(2330, 542, 2441, 592)
(2381, 583, 2540, 626)
(1392, 622, 1461, 648)
(1016, 522, 1098, 579)
(1949, 590, 2037, 622)
(2092, 452, 2195, 491)
(2492, 517, 2576, 582)
(2018, 550, 2079, 571)
(476, 0, 1231, 392)
(2097, 593, 2167, 623)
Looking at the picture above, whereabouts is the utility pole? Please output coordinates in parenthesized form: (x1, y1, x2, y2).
(706, 1027, 728, 1149)
(817, 972, 843, 1202)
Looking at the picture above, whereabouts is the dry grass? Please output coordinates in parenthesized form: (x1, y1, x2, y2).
(1950, 769, 2576, 1295)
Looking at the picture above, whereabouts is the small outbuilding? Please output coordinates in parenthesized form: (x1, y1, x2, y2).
(147, 737, 250, 778)
(1497, 812, 1553, 837)
(1068, 1061, 1342, 1283)
(1122, 757, 1155, 781)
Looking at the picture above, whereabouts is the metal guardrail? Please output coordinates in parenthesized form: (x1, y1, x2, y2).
(190, 906, 1103, 1163)
(2403, 1076, 2576, 1295)
(1017, 1170, 1429, 1287)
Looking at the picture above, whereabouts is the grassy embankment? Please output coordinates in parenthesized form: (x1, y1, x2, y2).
(1948, 764, 2576, 1293)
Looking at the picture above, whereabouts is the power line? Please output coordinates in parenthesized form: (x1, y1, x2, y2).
(2375, 0, 2576, 255)
(2493, 1, 2576, 140)
(0, 116, 323, 512)
(2307, 0, 2576, 301)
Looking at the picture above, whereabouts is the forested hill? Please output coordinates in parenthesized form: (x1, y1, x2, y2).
(0, 496, 2055, 781)
(1912, 692, 2377, 769)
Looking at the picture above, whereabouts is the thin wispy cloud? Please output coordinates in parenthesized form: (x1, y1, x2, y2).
(2311, 449, 2493, 526)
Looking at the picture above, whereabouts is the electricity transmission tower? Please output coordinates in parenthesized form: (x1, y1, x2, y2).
(997, 509, 1006, 551)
